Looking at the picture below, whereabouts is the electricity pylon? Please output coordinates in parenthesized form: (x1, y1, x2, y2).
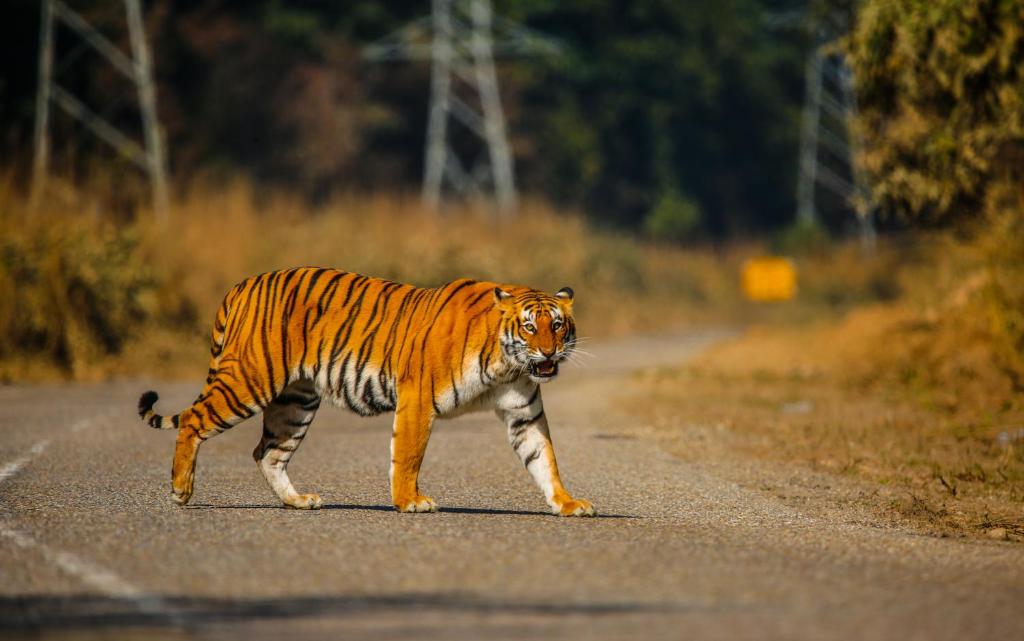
(31, 0, 169, 220)
(795, 47, 874, 248)
(767, 7, 875, 249)
(365, 0, 558, 214)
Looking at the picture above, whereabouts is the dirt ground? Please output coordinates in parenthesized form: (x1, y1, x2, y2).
(629, 308, 1024, 543)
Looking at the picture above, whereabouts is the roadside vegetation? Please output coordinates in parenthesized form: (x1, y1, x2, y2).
(633, 226, 1024, 541)
(625, 0, 1021, 542)
(0, 176, 750, 382)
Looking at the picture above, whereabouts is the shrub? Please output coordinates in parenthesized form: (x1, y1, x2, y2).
(644, 189, 702, 243)
(0, 213, 155, 377)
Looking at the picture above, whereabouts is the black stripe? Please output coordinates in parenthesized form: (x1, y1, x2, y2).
(222, 276, 260, 348)
(355, 281, 401, 374)
(467, 288, 492, 308)
(259, 274, 278, 401)
(416, 280, 478, 376)
(341, 275, 367, 307)
(277, 269, 302, 381)
(239, 368, 269, 409)
(391, 287, 432, 378)
(510, 410, 544, 430)
(311, 273, 344, 325)
(522, 447, 542, 467)
(273, 391, 319, 406)
(212, 380, 253, 418)
(201, 402, 232, 430)
(379, 286, 417, 380)
(431, 376, 442, 415)
(511, 385, 540, 410)
(338, 353, 357, 411)
(326, 280, 375, 391)
(302, 267, 330, 306)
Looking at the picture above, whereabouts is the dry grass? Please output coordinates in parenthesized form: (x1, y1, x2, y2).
(1, 177, 746, 382)
(632, 229, 1024, 540)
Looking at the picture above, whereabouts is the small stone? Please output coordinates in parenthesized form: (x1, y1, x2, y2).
(987, 527, 1008, 541)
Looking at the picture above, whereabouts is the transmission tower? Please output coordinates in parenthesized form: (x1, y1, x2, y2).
(795, 46, 875, 248)
(31, 0, 169, 220)
(365, 0, 558, 214)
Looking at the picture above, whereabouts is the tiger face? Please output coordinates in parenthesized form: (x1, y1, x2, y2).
(494, 286, 576, 383)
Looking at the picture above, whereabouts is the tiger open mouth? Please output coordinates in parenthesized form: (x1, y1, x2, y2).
(529, 359, 559, 379)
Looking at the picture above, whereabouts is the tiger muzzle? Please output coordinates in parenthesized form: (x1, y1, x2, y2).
(529, 358, 559, 380)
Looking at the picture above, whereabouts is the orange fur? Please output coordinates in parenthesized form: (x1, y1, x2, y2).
(138, 268, 592, 515)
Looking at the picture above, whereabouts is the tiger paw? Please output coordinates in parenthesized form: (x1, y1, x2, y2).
(170, 487, 192, 506)
(395, 495, 438, 513)
(284, 493, 323, 510)
(553, 498, 596, 517)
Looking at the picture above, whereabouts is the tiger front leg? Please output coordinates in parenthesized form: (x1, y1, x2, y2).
(390, 398, 438, 513)
(497, 384, 595, 517)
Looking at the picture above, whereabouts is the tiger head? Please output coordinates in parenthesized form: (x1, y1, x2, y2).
(493, 286, 576, 383)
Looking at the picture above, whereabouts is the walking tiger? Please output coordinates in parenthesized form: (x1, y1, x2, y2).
(137, 267, 594, 516)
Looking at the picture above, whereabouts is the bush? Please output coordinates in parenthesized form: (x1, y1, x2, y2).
(847, 0, 1024, 223)
(775, 219, 830, 256)
(0, 181, 751, 379)
(644, 189, 702, 243)
(0, 214, 155, 377)
(983, 210, 1024, 387)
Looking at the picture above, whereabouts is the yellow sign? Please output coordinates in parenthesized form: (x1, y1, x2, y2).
(742, 256, 797, 302)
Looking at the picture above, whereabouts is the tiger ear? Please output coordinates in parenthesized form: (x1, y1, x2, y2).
(555, 286, 574, 302)
(493, 287, 514, 307)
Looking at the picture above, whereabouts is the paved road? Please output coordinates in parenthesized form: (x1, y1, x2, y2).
(1, 330, 1022, 640)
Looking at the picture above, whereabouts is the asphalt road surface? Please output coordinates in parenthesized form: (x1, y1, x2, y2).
(1, 329, 1022, 640)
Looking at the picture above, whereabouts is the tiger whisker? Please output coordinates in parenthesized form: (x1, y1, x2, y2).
(566, 348, 596, 358)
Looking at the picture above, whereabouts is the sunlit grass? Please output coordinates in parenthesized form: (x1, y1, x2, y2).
(0, 177, 746, 381)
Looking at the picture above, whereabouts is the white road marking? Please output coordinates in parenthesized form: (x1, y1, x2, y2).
(0, 525, 142, 597)
(0, 439, 51, 483)
(0, 412, 185, 626)
(0, 414, 105, 484)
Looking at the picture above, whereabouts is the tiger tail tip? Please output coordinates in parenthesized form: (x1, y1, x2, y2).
(138, 390, 173, 429)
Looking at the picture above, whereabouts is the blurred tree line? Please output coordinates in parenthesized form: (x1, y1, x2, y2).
(0, 0, 813, 239)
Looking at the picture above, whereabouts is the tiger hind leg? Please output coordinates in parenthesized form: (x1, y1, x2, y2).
(170, 377, 261, 506)
(253, 380, 323, 510)
(171, 418, 202, 506)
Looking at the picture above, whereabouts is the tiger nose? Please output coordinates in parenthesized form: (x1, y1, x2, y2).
(541, 348, 556, 359)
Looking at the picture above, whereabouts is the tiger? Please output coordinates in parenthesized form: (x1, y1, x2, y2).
(137, 267, 595, 517)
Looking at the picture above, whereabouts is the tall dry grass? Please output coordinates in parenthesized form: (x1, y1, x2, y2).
(7, 174, 1019, 387)
(1, 178, 744, 381)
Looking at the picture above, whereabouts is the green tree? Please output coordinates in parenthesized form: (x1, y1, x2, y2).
(511, 0, 809, 237)
(846, 0, 1024, 221)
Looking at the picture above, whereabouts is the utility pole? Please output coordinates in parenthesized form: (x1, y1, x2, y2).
(788, 13, 875, 249)
(769, 7, 876, 249)
(837, 59, 876, 252)
(795, 49, 823, 227)
(794, 46, 875, 249)
(365, 0, 558, 214)
(31, 0, 169, 220)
